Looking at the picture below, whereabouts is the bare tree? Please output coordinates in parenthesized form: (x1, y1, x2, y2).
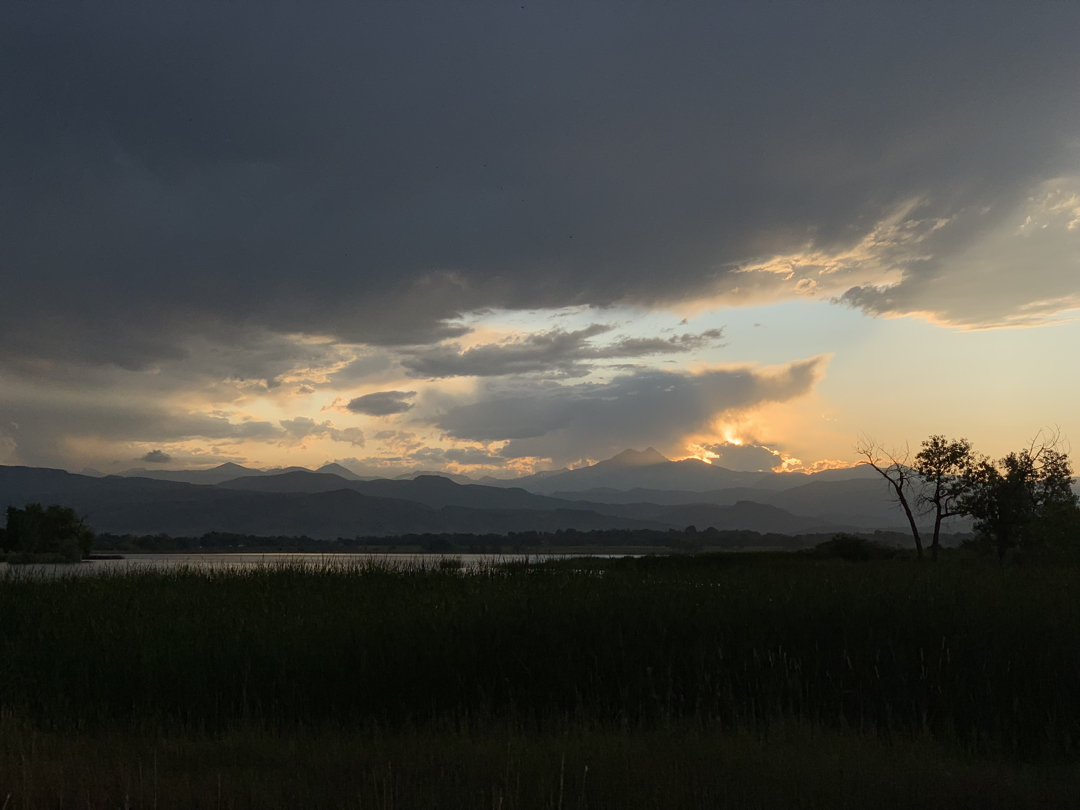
(854, 435, 924, 560)
(913, 435, 975, 562)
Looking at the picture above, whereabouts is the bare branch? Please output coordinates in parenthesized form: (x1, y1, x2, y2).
(854, 435, 923, 560)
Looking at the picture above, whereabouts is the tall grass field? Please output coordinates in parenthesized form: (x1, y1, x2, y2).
(1, 553, 1078, 807)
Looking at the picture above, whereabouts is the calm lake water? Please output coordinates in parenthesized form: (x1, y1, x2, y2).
(0, 552, 631, 578)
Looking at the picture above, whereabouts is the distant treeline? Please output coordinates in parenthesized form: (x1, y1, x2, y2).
(94, 527, 952, 554)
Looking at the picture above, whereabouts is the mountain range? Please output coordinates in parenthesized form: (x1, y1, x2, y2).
(0, 448, 969, 540)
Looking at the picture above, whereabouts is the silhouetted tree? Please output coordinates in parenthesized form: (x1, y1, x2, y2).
(960, 432, 1078, 562)
(855, 436, 924, 560)
(914, 435, 975, 561)
(3, 503, 94, 561)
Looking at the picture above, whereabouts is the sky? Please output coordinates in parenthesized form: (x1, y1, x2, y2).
(1, 3, 1078, 478)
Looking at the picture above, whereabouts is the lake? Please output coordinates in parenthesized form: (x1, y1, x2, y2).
(0, 552, 629, 577)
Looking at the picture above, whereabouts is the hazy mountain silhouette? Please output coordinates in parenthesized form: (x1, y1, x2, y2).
(117, 462, 271, 486)
(503, 450, 884, 495)
(0, 449, 940, 539)
(650, 501, 832, 534)
(216, 470, 866, 533)
(112, 449, 881, 495)
(0, 466, 110, 503)
(220, 472, 571, 511)
(314, 463, 369, 480)
(489, 455, 766, 494)
(0, 464, 862, 537)
(603, 447, 671, 467)
(0, 466, 666, 538)
(117, 461, 374, 486)
(392, 470, 477, 485)
(475, 468, 569, 487)
(552, 486, 760, 506)
(554, 474, 967, 531)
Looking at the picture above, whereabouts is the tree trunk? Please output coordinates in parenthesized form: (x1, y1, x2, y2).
(893, 484, 923, 561)
(997, 527, 1010, 565)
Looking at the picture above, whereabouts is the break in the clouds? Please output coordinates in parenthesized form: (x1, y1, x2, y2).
(402, 326, 725, 379)
(346, 391, 417, 417)
(279, 417, 365, 447)
(1, 4, 1078, 473)
(700, 442, 783, 473)
(435, 359, 825, 467)
(412, 447, 507, 468)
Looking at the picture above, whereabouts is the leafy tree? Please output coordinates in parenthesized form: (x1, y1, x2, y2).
(3, 503, 95, 561)
(913, 435, 975, 561)
(855, 436, 924, 560)
(960, 434, 1078, 562)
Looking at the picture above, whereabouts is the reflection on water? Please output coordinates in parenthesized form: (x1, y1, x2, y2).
(0, 552, 629, 578)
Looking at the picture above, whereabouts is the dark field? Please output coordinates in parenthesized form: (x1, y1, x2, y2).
(1, 553, 1078, 807)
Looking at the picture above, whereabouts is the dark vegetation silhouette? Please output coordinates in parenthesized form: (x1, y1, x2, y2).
(854, 436, 925, 558)
(914, 435, 974, 561)
(2, 440, 1076, 806)
(961, 433, 1079, 562)
(859, 432, 1078, 563)
(3, 553, 1080, 807)
(1, 503, 94, 562)
(804, 533, 897, 561)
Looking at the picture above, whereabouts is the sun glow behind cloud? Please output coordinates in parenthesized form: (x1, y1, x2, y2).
(2, 6, 1079, 476)
(5, 285, 1080, 476)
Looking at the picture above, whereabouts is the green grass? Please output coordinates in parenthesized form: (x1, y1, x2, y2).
(1, 553, 1078, 804)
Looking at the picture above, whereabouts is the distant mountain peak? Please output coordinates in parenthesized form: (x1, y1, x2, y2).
(604, 448, 669, 468)
(411, 474, 461, 486)
(393, 470, 476, 485)
(316, 463, 363, 480)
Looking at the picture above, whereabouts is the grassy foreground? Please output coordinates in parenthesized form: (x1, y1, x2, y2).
(1, 553, 1079, 806)
(4, 720, 1079, 809)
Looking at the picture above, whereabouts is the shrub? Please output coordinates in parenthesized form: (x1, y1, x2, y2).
(810, 533, 897, 562)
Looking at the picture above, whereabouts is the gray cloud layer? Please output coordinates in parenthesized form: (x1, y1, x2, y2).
(402, 326, 725, 378)
(279, 417, 365, 447)
(435, 359, 825, 465)
(2, 5, 1078, 470)
(0, 395, 283, 468)
(3, 4, 1078, 371)
(412, 446, 507, 468)
(346, 391, 417, 416)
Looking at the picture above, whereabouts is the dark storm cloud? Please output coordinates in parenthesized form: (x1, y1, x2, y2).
(140, 449, 173, 464)
(0, 323, 349, 399)
(346, 391, 417, 416)
(434, 358, 825, 466)
(401, 326, 725, 378)
(3, 3, 1079, 370)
